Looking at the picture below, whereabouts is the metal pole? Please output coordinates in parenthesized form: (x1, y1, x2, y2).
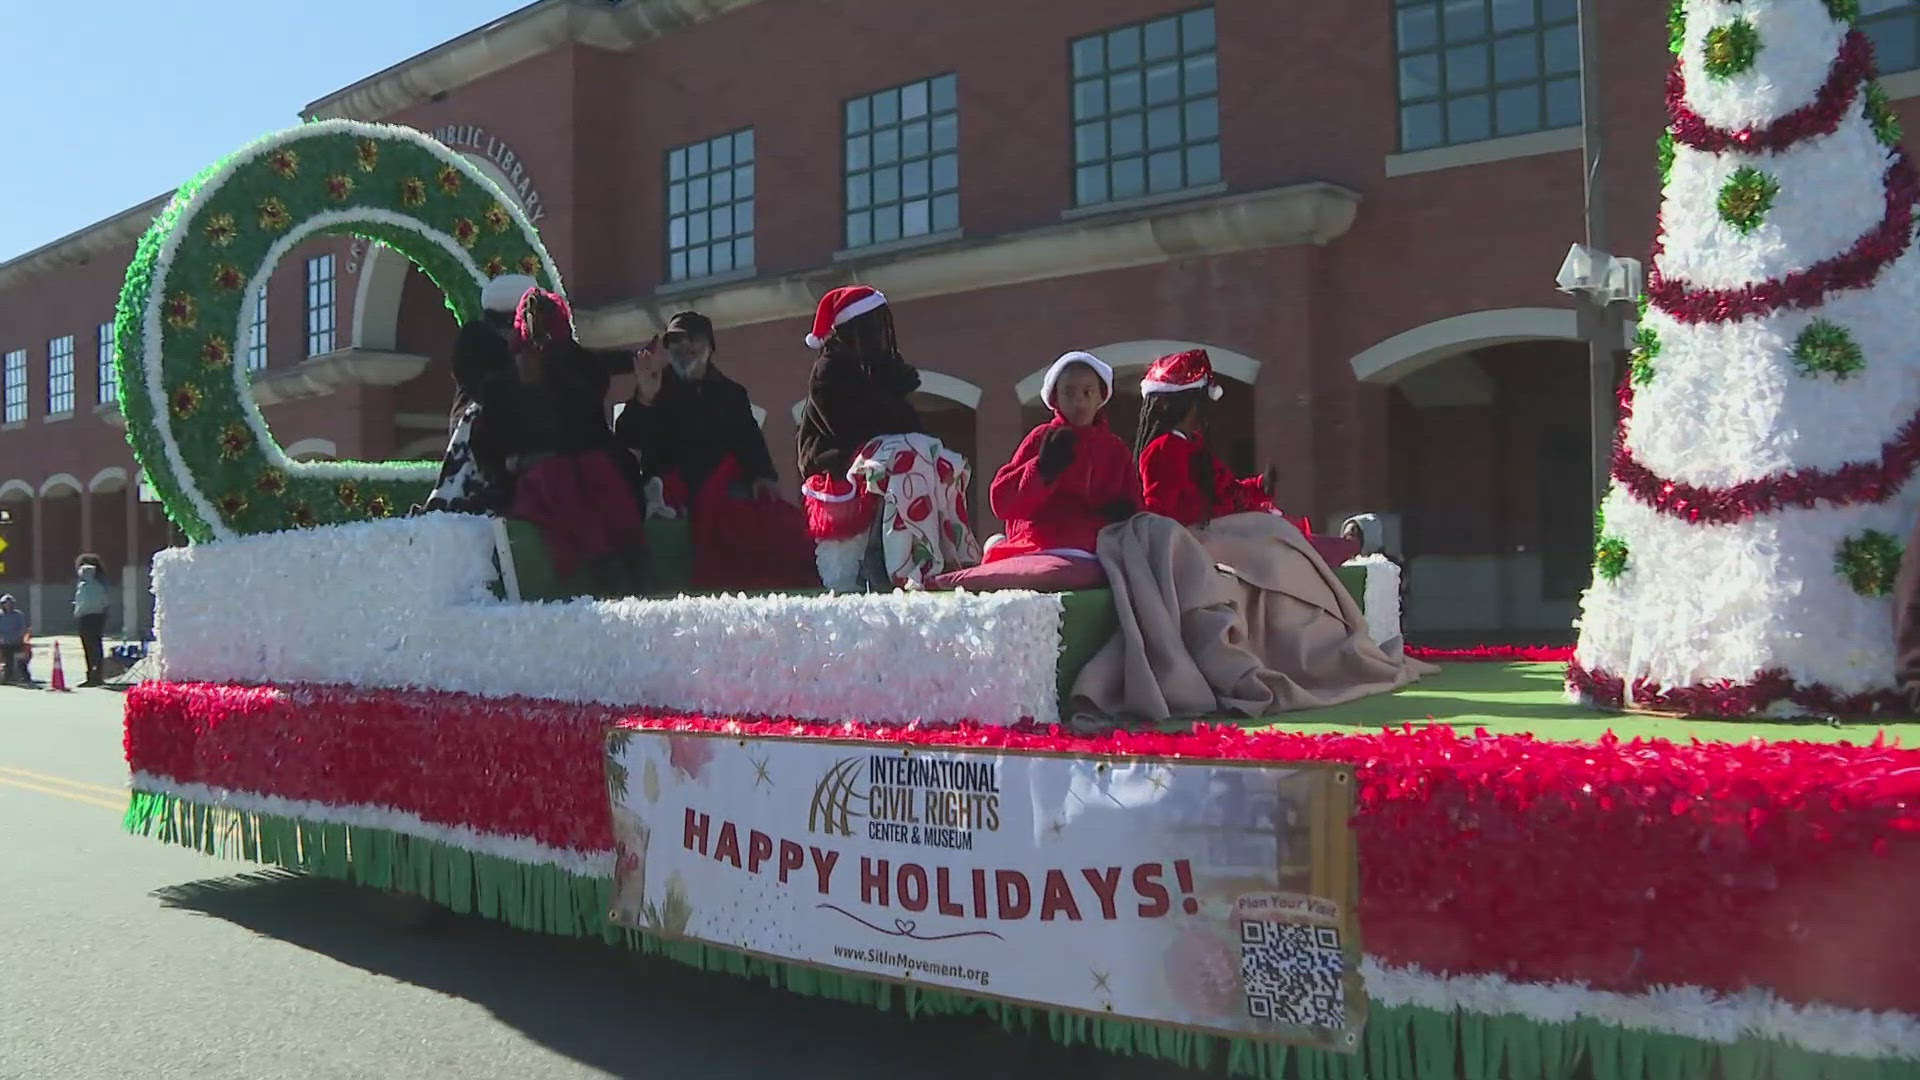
(1576, 0, 1617, 515)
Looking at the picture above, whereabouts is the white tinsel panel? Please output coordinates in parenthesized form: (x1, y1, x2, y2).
(1676, 0, 1845, 132)
(1576, 485, 1911, 696)
(1346, 555, 1403, 647)
(1655, 116, 1891, 291)
(1627, 248, 1920, 485)
(152, 516, 1067, 726)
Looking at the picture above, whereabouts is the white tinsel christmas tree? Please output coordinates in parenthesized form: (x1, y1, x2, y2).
(1573, 0, 1920, 715)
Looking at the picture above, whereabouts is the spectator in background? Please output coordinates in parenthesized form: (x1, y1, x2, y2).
(73, 555, 111, 687)
(0, 594, 29, 685)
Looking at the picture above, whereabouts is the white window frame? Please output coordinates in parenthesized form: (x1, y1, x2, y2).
(247, 287, 270, 371)
(47, 335, 75, 417)
(1069, 6, 1221, 208)
(2, 350, 25, 424)
(305, 254, 336, 358)
(96, 321, 117, 405)
(665, 128, 756, 283)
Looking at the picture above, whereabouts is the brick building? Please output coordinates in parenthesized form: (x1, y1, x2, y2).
(6, 0, 1919, 639)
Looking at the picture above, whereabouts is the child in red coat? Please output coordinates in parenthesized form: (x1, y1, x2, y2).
(1135, 349, 1277, 526)
(987, 351, 1141, 562)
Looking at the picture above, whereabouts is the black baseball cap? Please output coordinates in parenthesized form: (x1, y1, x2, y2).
(662, 311, 714, 344)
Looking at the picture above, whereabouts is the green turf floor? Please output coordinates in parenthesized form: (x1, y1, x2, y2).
(1242, 662, 1920, 744)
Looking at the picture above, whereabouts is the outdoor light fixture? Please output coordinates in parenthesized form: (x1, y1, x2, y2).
(1555, 243, 1642, 306)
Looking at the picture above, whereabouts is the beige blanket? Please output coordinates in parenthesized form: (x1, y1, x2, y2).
(1069, 513, 1434, 729)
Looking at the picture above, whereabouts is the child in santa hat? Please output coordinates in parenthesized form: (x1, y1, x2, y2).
(985, 351, 1140, 563)
(795, 287, 979, 588)
(1135, 349, 1279, 526)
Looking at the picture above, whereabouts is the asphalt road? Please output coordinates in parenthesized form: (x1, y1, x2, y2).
(0, 685, 1185, 1080)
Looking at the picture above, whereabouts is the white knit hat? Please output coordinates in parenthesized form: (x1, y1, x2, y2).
(480, 274, 538, 314)
(1040, 350, 1114, 409)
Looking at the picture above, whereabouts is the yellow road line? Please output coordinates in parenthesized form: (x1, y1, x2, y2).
(0, 765, 127, 799)
(0, 776, 125, 812)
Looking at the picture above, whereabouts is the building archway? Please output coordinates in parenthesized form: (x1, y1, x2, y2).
(1352, 310, 1602, 640)
(1013, 341, 1262, 476)
(284, 439, 339, 462)
(0, 481, 32, 601)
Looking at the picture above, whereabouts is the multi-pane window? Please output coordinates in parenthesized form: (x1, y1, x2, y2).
(96, 321, 116, 405)
(2, 350, 24, 424)
(305, 254, 335, 357)
(1394, 0, 1581, 152)
(845, 74, 960, 249)
(1862, 0, 1920, 74)
(666, 128, 755, 282)
(247, 287, 269, 371)
(1071, 6, 1220, 208)
(47, 335, 75, 416)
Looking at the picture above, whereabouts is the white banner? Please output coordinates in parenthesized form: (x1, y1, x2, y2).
(605, 730, 1364, 1048)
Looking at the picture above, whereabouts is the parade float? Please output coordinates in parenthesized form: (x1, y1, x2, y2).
(116, 3, 1920, 1074)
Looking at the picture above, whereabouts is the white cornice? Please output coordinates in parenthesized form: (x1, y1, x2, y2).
(0, 192, 171, 292)
(301, 0, 766, 123)
(574, 182, 1364, 348)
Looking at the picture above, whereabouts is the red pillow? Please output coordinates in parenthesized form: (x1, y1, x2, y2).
(928, 553, 1106, 592)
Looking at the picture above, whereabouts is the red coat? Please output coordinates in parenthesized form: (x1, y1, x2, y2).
(988, 415, 1141, 562)
(1139, 430, 1273, 526)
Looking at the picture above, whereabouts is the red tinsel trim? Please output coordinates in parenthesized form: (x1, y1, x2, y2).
(1568, 660, 1907, 718)
(1612, 388, 1920, 524)
(1667, 30, 1871, 154)
(125, 680, 1920, 1014)
(1647, 149, 1919, 325)
(1405, 645, 1573, 663)
(1611, 373, 1920, 525)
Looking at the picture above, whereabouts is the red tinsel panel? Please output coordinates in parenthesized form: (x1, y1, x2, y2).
(1405, 645, 1573, 663)
(125, 680, 1920, 1014)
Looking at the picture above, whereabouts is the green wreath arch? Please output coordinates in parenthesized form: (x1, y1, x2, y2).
(114, 119, 564, 543)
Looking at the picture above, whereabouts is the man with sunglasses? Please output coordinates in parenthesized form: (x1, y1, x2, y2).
(614, 311, 814, 590)
(615, 311, 782, 505)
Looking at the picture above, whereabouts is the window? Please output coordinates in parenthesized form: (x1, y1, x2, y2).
(845, 74, 960, 248)
(97, 321, 117, 405)
(47, 335, 75, 416)
(247, 287, 269, 372)
(305, 254, 335, 357)
(666, 128, 755, 282)
(1071, 6, 1220, 207)
(1863, 0, 1920, 75)
(2, 350, 24, 424)
(1394, 0, 1581, 152)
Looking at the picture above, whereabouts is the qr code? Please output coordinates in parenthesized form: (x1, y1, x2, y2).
(1238, 920, 1347, 1029)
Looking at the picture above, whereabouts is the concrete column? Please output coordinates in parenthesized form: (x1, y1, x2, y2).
(971, 385, 1029, 534)
(124, 483, 143, 638)
(79, 488, 95, 560)
(29, 494, 44, 629)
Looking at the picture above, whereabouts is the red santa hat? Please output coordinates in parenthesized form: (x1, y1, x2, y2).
(805, 285, 888, 350)
(1141, 348, 1223, 400)
(1040, 350, 1114, 408)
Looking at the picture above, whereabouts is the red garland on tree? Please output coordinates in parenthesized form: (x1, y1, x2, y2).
(1648, 150, 1919, 324)
(1667, 30, 1871, 154)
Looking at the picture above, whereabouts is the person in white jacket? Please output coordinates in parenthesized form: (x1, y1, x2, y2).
(72, 557, 110, 687)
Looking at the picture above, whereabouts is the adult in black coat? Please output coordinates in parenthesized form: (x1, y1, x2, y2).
(614, 311, 781, 505)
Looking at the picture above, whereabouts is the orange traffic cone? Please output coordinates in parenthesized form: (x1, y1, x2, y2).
(48, 641, 69, 692)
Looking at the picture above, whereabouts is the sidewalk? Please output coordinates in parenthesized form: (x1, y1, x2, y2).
(1, 633, 148, 690)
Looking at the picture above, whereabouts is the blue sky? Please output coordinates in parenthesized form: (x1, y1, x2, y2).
(1, 0, 527, 261)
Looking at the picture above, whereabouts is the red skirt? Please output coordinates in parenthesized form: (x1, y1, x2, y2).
(801, 472, 879, 542)
(688, 456, 818, 591)
(510, 451, 647, 581)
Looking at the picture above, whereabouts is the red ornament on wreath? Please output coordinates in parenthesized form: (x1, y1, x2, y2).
(266, 149, 299, 179)
(169, 384, 202, 418)
(436, 164, 462, 196)
(199, 335, 232, 369)
(202, 213, 237, 247)
(399, 177, 427, 208)
(485, 203, 512, 233)
(451, 218, 479, 249)
(217, 423, 252, 460)
(257, 197, 291, 232)
(211, 264, 245, 292)
(355, 138, 380, 172)
(324, 174, 354, 201)
(164, 293, 198, 330)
